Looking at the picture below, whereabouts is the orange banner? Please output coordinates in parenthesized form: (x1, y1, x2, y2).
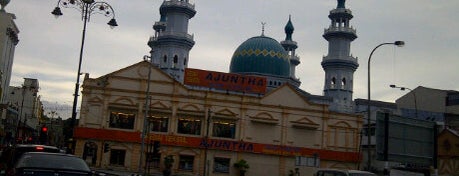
(184, 68, 267, 94)
(75, 127, 360, 162)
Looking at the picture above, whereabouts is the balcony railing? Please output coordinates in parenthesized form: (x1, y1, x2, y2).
(324, 26, 356, 34)
(330, 8, 352, 15)
(149, 31, 194, 42)
(323, 55, 358, 63)
(162, 0, 195, 9)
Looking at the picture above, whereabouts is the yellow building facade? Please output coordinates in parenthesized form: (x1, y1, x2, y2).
(74, 61, 362, 176)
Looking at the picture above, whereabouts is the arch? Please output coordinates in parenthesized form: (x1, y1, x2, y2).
(173, 55, 178, 68)
(173, 55, 178, 63)
(253, 112, 275, 120)
(113, 97, 136, 106)
(179, 103, 202, 112)
(341, 77, 346, 86)
(214, 108, 238, 117)
(331, 77, 336, 88)
(88, 96, 103, 103)
(150, 101, 171, 109)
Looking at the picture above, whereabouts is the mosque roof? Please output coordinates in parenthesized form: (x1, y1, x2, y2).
(229, 35, 290, 77)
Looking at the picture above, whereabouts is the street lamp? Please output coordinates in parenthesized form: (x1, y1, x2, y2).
(366, 41, 404, 171)
(139, 55, 153, 174)
(51, 0, 118, 153)
(390, 84, 418, 118)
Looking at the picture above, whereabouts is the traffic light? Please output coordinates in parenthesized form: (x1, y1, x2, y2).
(103, 143, 110, 153)
(41, 126, 48, 133)
(39, 125, 48, 144)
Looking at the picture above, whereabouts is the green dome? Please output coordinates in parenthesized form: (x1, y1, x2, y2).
(230, 36, 290, 77)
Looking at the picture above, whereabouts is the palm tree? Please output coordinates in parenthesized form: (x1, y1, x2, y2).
(233, 159, 249, 176)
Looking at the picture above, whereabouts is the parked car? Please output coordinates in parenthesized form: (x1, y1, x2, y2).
(315, 168, 376, 176)
(0, 144, 61, 175)
(13, 152, 93, 176)
(347, 170, 377, 176)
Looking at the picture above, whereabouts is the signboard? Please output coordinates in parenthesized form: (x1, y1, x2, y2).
(74, 127, 360, 162)
(184, 68, 267, 94)
(376, 112, 437, 166)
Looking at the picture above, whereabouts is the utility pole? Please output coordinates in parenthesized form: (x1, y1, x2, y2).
(139, 55, 153, 174)
(203, 108, 211, 176)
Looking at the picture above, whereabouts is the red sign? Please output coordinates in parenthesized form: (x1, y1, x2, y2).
(184, 68, 267, 94)
(74, 127, 360, 162)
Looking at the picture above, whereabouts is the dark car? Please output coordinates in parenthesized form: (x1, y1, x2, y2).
(14, 152, 93, 176)
(0, 145, 61, 175)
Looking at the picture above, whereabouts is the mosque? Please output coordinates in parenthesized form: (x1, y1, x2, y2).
(74, 0, 363, 175)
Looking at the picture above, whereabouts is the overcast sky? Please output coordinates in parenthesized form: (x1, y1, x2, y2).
(6, 0, 459, 118)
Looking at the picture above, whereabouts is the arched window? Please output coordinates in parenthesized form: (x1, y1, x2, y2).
(163, 55, 167, 63)
(184, 58, 187, 65)
(331, 77, 336, 88)
(341, 78, 346, 88)
(173, 55, 178, 68)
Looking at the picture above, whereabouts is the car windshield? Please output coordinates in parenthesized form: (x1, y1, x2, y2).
(349, 173, 376, 176)
(15, 153, 90, 172)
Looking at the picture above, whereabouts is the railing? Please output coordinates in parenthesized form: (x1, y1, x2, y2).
(323, 55, 358, 63)
(162, 0, 195, 9)
(324, 26, 356, 34)
(280, 40, 297, 46)
(330, 8, 352, 15)
(154, 21, 167, 26)
(149, 31, 194, 42)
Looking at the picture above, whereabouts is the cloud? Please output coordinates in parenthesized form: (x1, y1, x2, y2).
(5, 0, 459, 116)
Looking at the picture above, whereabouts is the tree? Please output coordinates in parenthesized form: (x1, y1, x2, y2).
(233, 159, 249, 176)
(163, 155, 174, 176)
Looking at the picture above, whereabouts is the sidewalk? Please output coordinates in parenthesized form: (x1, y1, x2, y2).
(92, 168, 163, 176)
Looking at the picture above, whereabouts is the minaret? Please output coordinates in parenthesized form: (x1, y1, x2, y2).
(148, 0, 196, 82)
(321, 0, 358, 112)
(281, 16, 300, 83)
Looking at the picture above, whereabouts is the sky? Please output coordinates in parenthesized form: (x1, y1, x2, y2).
(6, 0, 459, 118)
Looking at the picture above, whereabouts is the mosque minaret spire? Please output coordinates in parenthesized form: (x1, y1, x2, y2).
(321, 0, 358, 112)
(281, 15, 300, 83)
(148, 0, 196, 82)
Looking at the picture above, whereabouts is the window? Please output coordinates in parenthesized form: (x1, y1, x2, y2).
(163, 55, 167, 63)
(146, 153, 160, 168)
(214, 157, 230, 173)
(331, 77, 336, 88)
(179, 155, 194, 171)
(110, 149, 126, 166)
(109, 110, 136, 129)
(173, 55, 178, 68)
(177, 116, 202, 135)
(184, 58, 187, 65)
(295, 156, 320, 167)
(212, 119, 236, 139)
(149, 114, 169, 132)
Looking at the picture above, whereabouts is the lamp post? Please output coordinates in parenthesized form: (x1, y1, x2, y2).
(51, 0, 118, 153)
(366, 41, 404, 171)
(390, 84, 418, 119)
(139, 55, 152, 174)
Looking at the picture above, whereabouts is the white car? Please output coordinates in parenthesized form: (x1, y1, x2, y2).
(315, 168, 376, 176)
